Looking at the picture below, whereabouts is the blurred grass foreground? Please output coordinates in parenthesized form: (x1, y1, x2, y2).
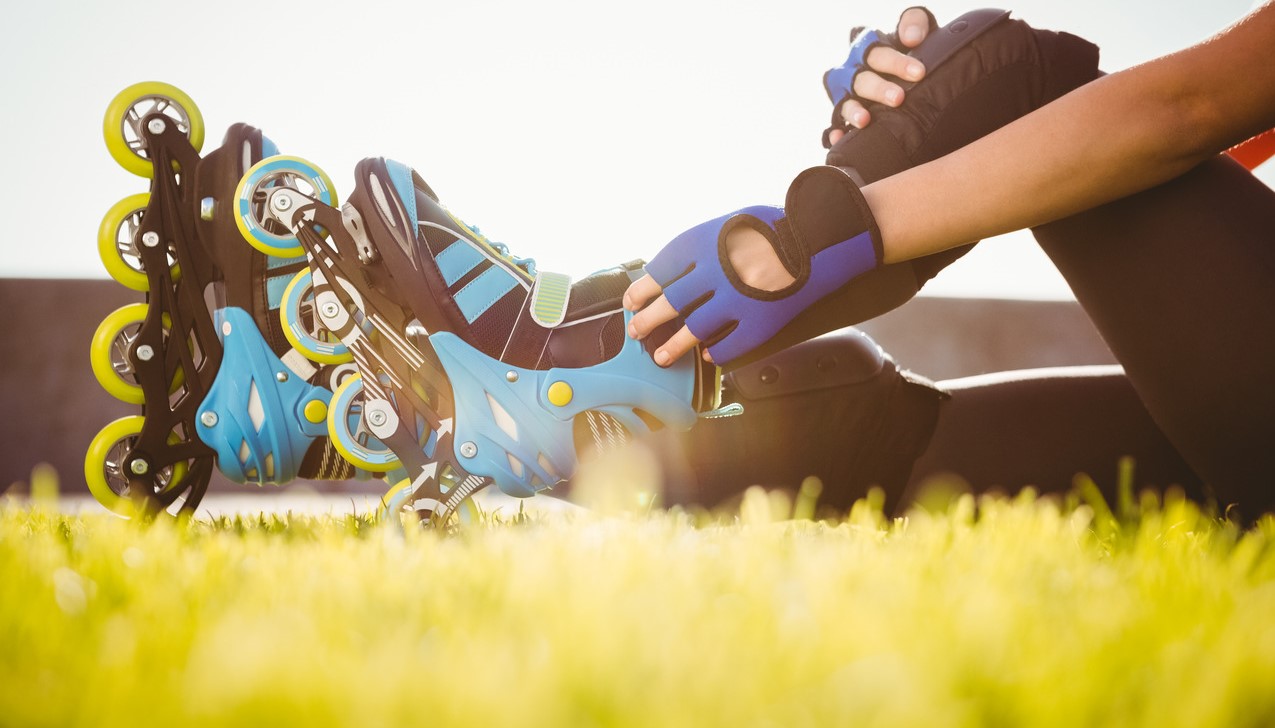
(3, 473, 1275, 727)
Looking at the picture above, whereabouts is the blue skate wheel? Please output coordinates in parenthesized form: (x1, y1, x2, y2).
(279, 268, 353, 365)
(234, 155, 337, 258)
(327, 374, 401, 472)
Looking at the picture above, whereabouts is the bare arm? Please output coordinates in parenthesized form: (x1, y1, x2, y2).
(871, 3, 1275, 263)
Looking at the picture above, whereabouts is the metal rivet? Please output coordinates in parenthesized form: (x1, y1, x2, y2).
(320, 302, 340, 319)
(817, 356, 838, 372)
(200, 412, 218, 427)
(200, 197, 215, 221)
(147, 118, 167, 135)
(222, 321, 233, 336)
(505, 371, 519, 383)
(141, 231, 160, 248)
(759, 365, 779, 384)
(272, 195, 293, 211)
(367, 410, 387, 427)
(135, 345, 154, 362)
(276, 371, 288, 383)
(460, 441, 478, 458)
(130, 459, 149, 475)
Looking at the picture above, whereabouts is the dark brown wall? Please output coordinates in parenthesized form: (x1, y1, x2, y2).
(0, 279, 1116, 493)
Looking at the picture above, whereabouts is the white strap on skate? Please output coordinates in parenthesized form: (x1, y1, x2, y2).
(529, 272, 572, 328)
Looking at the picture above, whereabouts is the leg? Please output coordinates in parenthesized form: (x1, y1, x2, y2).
(1034, 157, 1275, 516)
(906, 367, 1205, 507)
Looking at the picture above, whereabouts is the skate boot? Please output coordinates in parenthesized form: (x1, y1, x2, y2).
(87, 82, 369, 517)
(234, 155, 724, 520)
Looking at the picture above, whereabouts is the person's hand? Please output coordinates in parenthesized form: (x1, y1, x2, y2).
(822, 7, 937, 147)
(624, 167, 884, 368)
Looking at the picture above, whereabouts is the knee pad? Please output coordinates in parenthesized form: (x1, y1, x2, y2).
(739, 10, 1101, 366)
(662, 328, 947, 510)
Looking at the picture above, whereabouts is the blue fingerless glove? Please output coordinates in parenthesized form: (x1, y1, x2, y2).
(821, 6, 940, 149)
(645, 166, 882, 365)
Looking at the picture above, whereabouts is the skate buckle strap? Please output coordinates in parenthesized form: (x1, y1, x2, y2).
(529, 272, 571, 328)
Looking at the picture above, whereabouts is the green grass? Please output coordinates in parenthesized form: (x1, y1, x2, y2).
(3, 471, 1275, 727)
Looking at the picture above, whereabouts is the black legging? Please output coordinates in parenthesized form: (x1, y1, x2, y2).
(1034, 155, 1275, 514)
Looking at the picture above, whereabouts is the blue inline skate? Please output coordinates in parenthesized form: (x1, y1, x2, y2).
(233, 156, 725, 521)
(87, 82, 373, 517)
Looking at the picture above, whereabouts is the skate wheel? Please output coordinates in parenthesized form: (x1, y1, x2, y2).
(279, 269, 353, 364)
(327, 373, 401, 472)
(89, 303, 184, 404)
(103, 81, 205, 178)
(97, 193, 182, 291)
(379, 477, 481, 526)
(234, 155, 337, 258)
(84, 416, 189, 517)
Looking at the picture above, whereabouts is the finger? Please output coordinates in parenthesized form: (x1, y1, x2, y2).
(827, 128, 845, 146)
(653, 325, 702, 367)
(865, 44, 925, 83)
(839, 99, 871, 129)
(623, 273, 664, 312)
(898, 7, 932, 48)
(627, 294, 680, 340)
(852, 70, 905, 107)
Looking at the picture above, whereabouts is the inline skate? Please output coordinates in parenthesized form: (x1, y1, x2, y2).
(86, 82, 369, 517)
(233, 155, 725, 520)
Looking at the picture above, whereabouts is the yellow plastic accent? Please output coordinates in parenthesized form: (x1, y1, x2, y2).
(103, 82, 205, 178)
(327, 374, 401, 473)
(547, 381, 574, 407)
(97, 193, 183, 291)
(304, 399, 328, 424)
(84, 416, 189, 518)
(89, 304, 184, 404)
(233, 155, 339, 258)
(279, 269, 353, 365)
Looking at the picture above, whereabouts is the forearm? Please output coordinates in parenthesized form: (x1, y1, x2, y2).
(866, 3, 1275, 264)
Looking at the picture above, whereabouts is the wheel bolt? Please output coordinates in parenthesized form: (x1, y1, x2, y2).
(320, 302, 340, 319)
(272, 195, 293, 212)
(367, 410, 387, 427)
(130, 459, 150, 475)
(147, 118, 167, 135)
(460, 441, 478, 458)
(135, 345, 154, 362)
(200, 412, 219, 427)
(142, 231, 160, 248)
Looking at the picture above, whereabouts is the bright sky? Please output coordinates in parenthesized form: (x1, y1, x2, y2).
(0, 0, 1263, 299)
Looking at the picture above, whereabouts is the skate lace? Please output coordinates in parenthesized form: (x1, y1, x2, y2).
(474, 225, 538, 277)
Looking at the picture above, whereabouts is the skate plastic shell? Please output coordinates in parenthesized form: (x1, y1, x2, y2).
(194, 308, 332, 485)
(431, 310, 698, 497)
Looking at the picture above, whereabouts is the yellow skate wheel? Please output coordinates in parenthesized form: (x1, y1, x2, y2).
(103, 82, 205, 178)
(97, 193, 182, 291)
(90, 303, 184, 404)
(327, 374, 401, 472)
(84, 416, 189, 518)
(234, 155, 338, 258)
(279, 268, 353, 364)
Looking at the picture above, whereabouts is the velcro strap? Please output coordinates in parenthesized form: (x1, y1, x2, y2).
(529, 271, 572, 327)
